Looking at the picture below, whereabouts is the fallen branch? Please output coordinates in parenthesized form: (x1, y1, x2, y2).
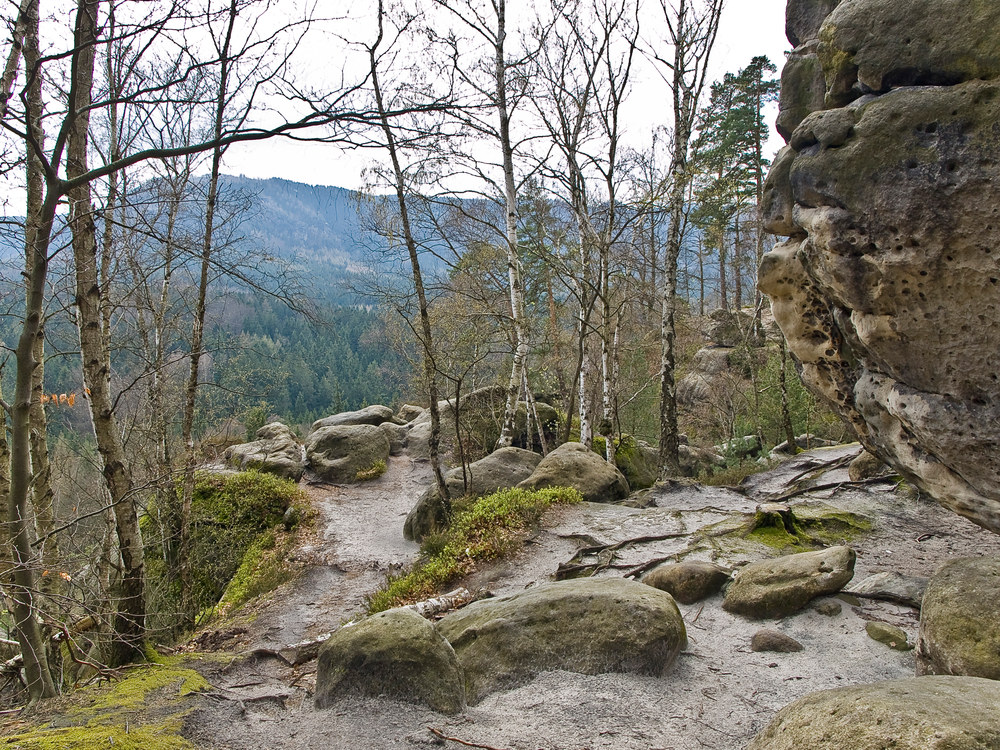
(765, 476, 900, 504)
(404, 587, 483, 619)
(428, 727, 510, 750)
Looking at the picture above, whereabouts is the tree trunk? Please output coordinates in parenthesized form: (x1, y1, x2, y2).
(66, 0, 146, 667)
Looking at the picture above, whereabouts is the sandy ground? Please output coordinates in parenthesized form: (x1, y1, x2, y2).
(186, 445, 1000, 750)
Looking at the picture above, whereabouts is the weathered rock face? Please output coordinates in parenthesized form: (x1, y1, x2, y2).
(746, 676, 1000, 750)
(223, 422, 304, 480)
(516, 442, 630, 503)
(305, 424, 390, 483)
(403, 447, 543, 541)
(314, 608, 465, 714)
(916, 556, 1000, 680)
(761, 0, 1000, 534)
(722, 545, 856, 619)
(435, 578, 686, 704)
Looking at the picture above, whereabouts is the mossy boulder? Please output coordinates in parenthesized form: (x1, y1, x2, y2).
(404, 447, 542, 541)
(866, 621, 912, 651)
(517, 442, 629, 504)
(315, 608, 465, 714)
(916, 557, 1000, 680)
(436, 578, 686, 704)
(642, 561, 731, 605)
(311, 405, 395, 431)
(746, 676, 1000, 749)
(611, 435, 658, 490)
(305, 424, 390, 483)
(723, 546, 856, 619)
(223, 422, 304, 481)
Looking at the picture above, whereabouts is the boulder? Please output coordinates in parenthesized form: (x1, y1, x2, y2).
(516, 442, 629, 504)
(848, 449, 888, 481)
(785, 0, 840, 47)
(379, 422, 408, 457)
(746, 676, 1000, 750)
(396, 404, 425, 423)
(223, 422, 304, 481)
(706, 308, 756, 347)
(819, 0, 1000, 107)
(305, 424, 390, 483)
(776, 41, 827, 141)
(436, 578, 686, 704)
(613, 437, 659, 491)
(723, 546, 856, 619)
(761, 8, 1000, 534)
(750, 629, 804, 653)
(311, 405, 395, 431)
(314, 608, 465, 714)
(845, 571, 927, 609)
(403, 447, 542, 541)
(676, 347, 732, 407)
(916, 557, 1000, 680)
(642, 561, 731, 605)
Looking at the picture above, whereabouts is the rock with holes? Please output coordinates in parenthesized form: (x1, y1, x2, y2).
(723, 546, 856, 619)
(435, 578, 686, 704)
(305, 424, 389, 483)
(746, 676, 1000, 750)
(762, 0, 1000, 535)
(314, 608, 465, 714)
(916, 556, 1000, 680)
(224, 423, 305, 481)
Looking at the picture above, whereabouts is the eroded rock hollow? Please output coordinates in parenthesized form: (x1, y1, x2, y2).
(760, 0, 1000, 534)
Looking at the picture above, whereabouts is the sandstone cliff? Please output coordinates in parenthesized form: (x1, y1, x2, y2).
(760, 0, 1000, 534)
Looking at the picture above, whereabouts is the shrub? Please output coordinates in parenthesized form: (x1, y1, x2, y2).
(366, 486, 582, 613)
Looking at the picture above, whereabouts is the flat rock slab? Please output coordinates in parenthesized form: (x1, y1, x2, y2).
(315, 608, 465, 714)
(917, 556, 1000, 679)
(846, 571, 928, 608)
(312, 405, 395, 431)
(746, 676, 1000, 750)
(436, 578, 686, 704)
(723, 546, 856, 619)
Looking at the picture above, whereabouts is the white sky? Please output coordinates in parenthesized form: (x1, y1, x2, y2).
(222, 0, 792, 190)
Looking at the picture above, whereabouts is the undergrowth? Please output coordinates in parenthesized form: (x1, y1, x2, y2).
(365, 486, 582, 613)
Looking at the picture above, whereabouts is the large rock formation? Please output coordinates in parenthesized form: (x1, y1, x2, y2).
(760, 0, 1000, 534)
(516, 442, 630, 503)
(223, 422, 305, 480)
(305, 424, 390, 483)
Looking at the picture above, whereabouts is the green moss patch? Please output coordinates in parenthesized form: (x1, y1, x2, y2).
(366, 486, 582, 613)
(355, 459, 387, 481)
(2, 657, 215, 750)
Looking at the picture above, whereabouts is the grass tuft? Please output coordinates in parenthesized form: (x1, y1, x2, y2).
(365, 486, 582, 613)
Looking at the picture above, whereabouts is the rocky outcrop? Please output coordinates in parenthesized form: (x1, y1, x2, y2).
(760, 0, 1000, 534)
(314, 608, 465, 714)
(516, 442, 629, 503)
(223, 423, 304, 480)
(723, 546, 856, 619)
(642, 561, 731, 605)
(403, 447, 542, 541)
(746, 676, 1000, 750)
(916, 556, 1000, 680)
(305, 424, 390, 483)
(750, 629, 803, 653)
(312, 405, 396, 431)
(435, 578, 686, 704)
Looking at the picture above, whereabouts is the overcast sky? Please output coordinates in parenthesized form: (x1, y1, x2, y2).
(222, 0, 792, 191)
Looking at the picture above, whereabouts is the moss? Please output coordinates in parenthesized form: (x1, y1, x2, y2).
(355, 459, 387, 482)
(91, 664, 209, 711)
(4, 724, 194, 749)
(366, 487, 583, 613)
(214, 528, 299, 616)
